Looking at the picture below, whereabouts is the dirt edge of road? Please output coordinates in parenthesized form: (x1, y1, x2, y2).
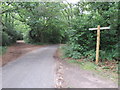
(54, 47, 118, 88)
(0, 40, 45, 66)
(54, 48, 66, 88)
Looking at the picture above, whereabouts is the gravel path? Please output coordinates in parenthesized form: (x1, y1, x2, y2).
(2, 45, 58, 88)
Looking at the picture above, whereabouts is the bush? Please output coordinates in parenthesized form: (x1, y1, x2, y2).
(84, 49, 119, 61)
(16, 31, 23, 40)
(63, 42, 119, 61)
(84, 50, 96, 61)
(23, 30, 35, 43)
(1, 25, 22, 46)
(2, 25, 23, 46)
(1, 31, 10, 46)
(0, 46, 7, 55)
(100, 49, 119, 61)
(23, 28, 63, 44)
(4, 27, 18, 43)
(62, 44, 82, 59)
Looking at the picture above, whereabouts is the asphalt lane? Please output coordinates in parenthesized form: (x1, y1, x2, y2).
(2, 45, 58, 88)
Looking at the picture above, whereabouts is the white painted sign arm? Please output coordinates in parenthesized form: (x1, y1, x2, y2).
(89, 27, 110, 30)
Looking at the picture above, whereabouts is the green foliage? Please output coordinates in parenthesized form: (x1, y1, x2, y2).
(8, 2, 67, 44)
(82, 62, 97, 70)
(16, 31, 23, 40)
(1, 31, 10, 46)
(62, 43, 82, 59)
(1, 25, 22, 46)
(23, 30, 34, 43)
(63, 2, 119, 61)
(4, 28, 17, 43)
(67, 59, 96, 70)
(67, 59, 84, 65)
(2, 25, 21, 46)
(0, 46, 7, 55)
(1, 4, 24, 46)
(84, 50, 96, 61)
(100, 48, 119, 61)
(84, 48, 119, 61)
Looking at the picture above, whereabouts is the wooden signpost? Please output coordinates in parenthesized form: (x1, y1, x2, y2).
(89, 25, 110, 64)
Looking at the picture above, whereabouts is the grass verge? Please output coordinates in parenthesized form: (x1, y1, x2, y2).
(58, 46, 118, 82)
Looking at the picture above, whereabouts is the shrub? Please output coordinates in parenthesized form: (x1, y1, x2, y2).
(16, 31, 23, 40)
(62, 44, 82, 59)
(63, 43, 119, 61)
(1, 31, 10, 46)
(4, 27, 18, 43)
(0, 46, 7, 55)
(23, 30, 34, 43)
(1, 25, 22, 46)
(84, 50, 96, 61)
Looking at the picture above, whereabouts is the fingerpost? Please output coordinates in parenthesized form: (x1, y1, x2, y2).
(89, 25, 110, 64)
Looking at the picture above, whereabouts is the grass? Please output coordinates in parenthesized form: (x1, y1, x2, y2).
(67, 60, 83, 65)
(30, 42, 49, 45)
(67, 59, 97, 71)
(81, 62, 97, 70)
(0, 46, 7, 56)
(66, 59, 118, 82)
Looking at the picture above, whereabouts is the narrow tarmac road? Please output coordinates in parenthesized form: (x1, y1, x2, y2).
(2, 45, 58, 88)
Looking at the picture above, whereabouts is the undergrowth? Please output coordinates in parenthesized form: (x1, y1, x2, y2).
(59, 46, 118, 82)
(0, 46, 7, 55)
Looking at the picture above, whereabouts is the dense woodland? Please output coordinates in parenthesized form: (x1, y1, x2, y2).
(0, 2, 119, 61)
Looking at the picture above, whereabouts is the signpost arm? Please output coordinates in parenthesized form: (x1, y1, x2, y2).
(96, 25, 100, 64)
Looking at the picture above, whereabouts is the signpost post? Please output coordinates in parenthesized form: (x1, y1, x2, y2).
(89, 25, 110, 64)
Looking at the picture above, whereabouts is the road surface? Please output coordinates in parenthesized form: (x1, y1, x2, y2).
(2, 45, 58, 88)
